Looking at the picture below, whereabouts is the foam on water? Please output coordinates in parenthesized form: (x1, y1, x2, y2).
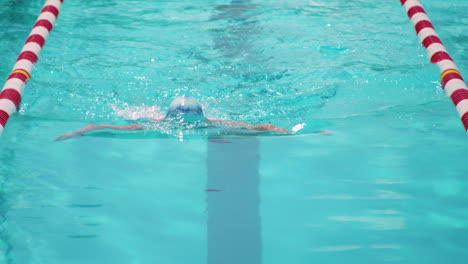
(111, 103, 165, 120)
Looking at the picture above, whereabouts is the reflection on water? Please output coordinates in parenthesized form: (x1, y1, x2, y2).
(328, 215, 405, 230)
(311, 244, 401, 252)
(310, 190, 411, 200)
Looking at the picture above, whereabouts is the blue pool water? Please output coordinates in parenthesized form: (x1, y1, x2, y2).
(1, 0, 468, 263)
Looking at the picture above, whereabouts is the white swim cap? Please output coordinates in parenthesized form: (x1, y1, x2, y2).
(166, 95, 204, 119)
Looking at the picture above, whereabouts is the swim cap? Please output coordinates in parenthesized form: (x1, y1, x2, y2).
(166, 95, 204, 120)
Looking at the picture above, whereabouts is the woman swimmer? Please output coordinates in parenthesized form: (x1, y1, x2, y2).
(54, 95, 294, 141)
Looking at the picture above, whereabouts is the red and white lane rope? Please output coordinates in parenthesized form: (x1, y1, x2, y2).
(401, 0, 468, 132)
(0, 0, 63, 135)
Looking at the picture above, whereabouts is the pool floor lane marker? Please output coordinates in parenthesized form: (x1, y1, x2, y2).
(207, 137, 261, 264)
(401, 0, 468, 132)
(0, 0, 64, 136)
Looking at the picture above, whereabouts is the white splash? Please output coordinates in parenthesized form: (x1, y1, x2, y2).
(292, 123, 306, 133)
(111, 103, 165, 120)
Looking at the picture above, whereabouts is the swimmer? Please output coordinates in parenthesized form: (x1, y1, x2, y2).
(54, 95, 317, 141)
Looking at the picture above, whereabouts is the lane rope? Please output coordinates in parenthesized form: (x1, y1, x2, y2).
(0, 0, 64, 135)
(401, 0, 468, 132)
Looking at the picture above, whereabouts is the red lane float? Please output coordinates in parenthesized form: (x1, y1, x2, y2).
(401, 0, 468, 131)
(0, 0, 64, 135)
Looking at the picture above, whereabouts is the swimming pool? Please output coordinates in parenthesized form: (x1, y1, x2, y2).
(1, 0, 467, 263)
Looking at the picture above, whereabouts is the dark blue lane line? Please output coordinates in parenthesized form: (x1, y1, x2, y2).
(206, 0, 261, 261)
(206, 137, 261, 264)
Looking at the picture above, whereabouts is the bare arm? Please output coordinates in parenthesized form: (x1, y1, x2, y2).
(207, 119, 290, 134)
(54, 124, 144, 141)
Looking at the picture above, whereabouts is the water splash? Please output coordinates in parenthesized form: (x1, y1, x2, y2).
(111, 103, 165, 120)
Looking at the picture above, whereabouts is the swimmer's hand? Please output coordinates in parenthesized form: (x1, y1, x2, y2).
(54, 124, 144, 141)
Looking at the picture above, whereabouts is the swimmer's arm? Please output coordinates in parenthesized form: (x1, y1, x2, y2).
(54, 124, 144, 141)
(206, 119, 290, 134)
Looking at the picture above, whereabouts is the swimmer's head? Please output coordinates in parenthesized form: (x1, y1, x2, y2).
(165, 95, 205, 122)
